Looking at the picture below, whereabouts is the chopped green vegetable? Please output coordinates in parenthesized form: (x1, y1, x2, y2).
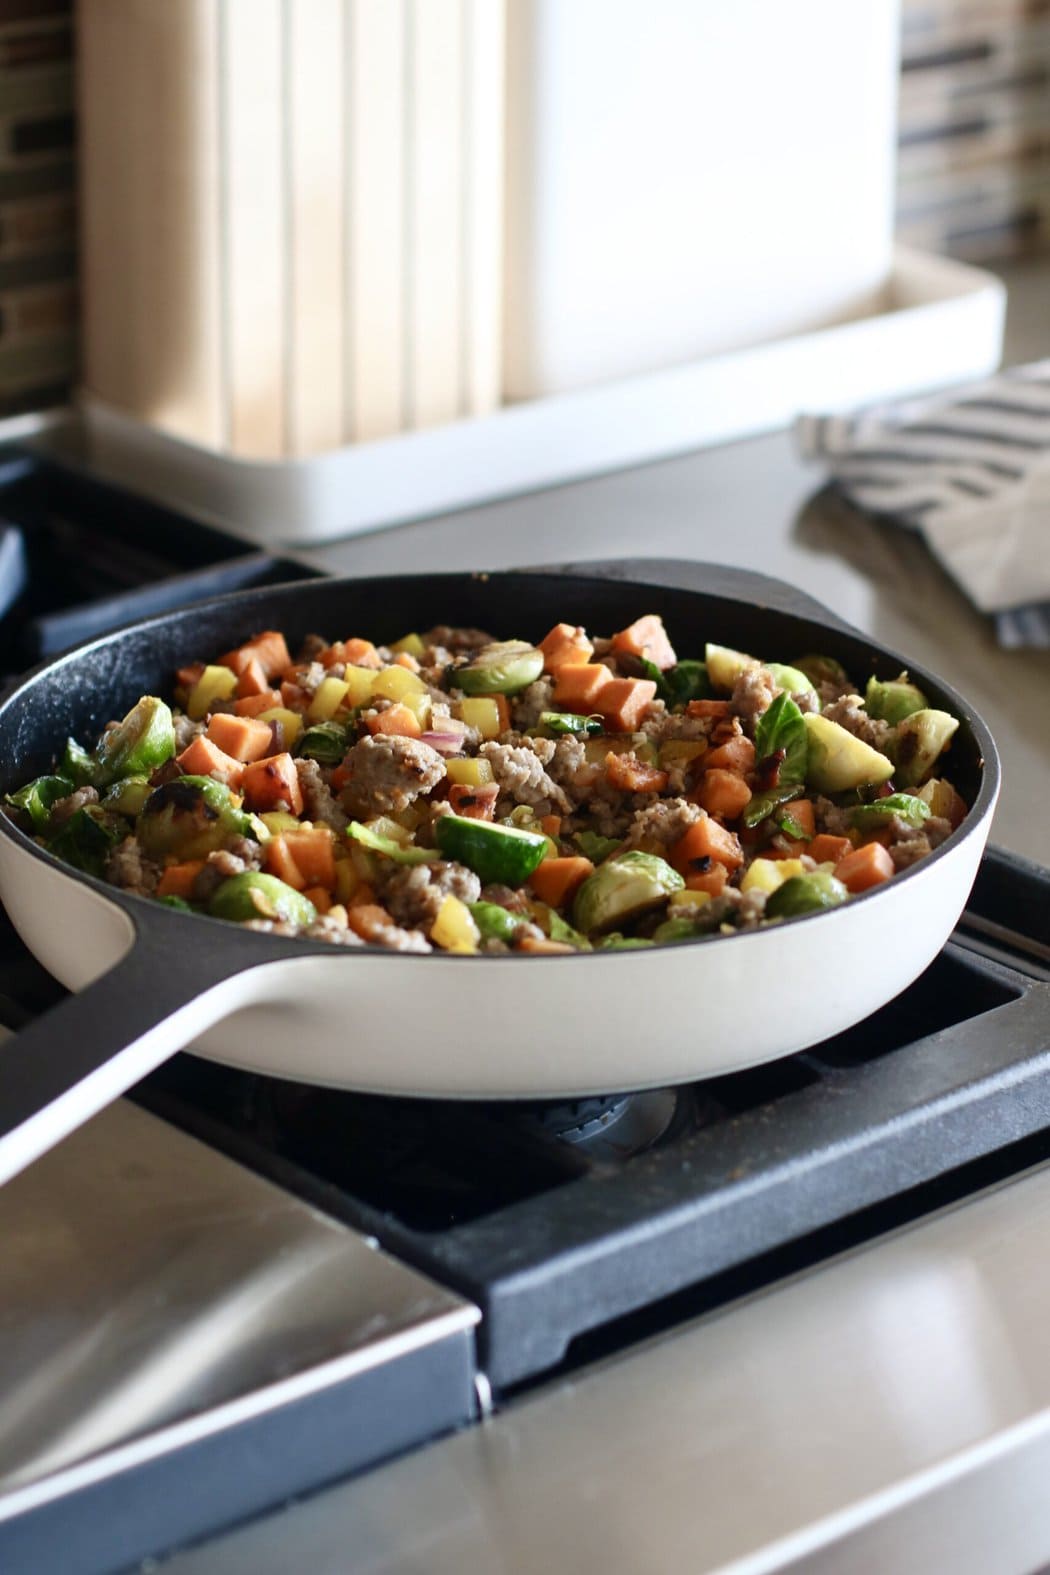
(101, 776, 153, 817)
(598, 933, 655, 950)
(347, 820, 438, 865)
(792, 654, 849, 690)
(803, 713, 894, 793)
(741, 783, 803, 830)
(650, 915, 709, 945)
(209, 872, 317, 926)
(849, 793, 931, 830)
(893, 708, 960, 788)
(96, 696, 175, 783)
(765, 870, 848, 918)
(4, 773, 73, 831)
(435, 813, 548, 885)
(754, 693, 808, 783)
(573, 850, 684, 935)
(298, 720, 351, 764)
(865, 675, 927, 725)
(61, 737, 101, 787)
(156, 894, 194, 911)
(538, 710, 603, 737)
(546, 908, 592, 950)
(137, 776, 260, 861)
(453, 641, 544, 696)
(47, 805, 124, 877)
(574, 830, 623, 863)
(660, 659, 712, 705)
(777, 809, 809, 840)
(467, 901, 526, 944)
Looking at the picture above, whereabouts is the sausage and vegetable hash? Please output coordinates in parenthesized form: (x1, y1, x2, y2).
(6, 616, 969, 954)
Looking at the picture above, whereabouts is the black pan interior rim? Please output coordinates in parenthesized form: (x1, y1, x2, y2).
(0, 567, 1001, 961)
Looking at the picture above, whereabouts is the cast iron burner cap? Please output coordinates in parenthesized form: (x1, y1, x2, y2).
(516, 1089, 683, 1161)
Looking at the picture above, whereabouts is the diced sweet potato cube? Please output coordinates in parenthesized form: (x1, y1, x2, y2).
(703, 736, 756, 773)
(206, 713, 276, 763)
(686, 699, 731, 719)
(528, 856, 594, 908)
(695, 769, 752, 821)
(835, 842, 894, 893)
(684, 862, 728, 896)
(240, 753, 304, 815)
(604, 752, 670, 794)
(597, 677, 658, 733)
(222, 631, 291, 680)
(234, 690, 282, 717)
(235, 657, 271, 699)
(264, 835, 307, 890)
(552, 663, 614, 710)
(539, 623, 595, 671)
(341, 638, 383, 669)
(808, 834, 852, 865)
(175, 735, 245, 790)
(280, 680, 310, 711)
(303, 885, 333, 914)
(670, 812, 744, 873)
(366, 703, 422, 739)
(346, 903, 395, 942)
(611, 614, 677, 670)
(156, 860, 205, 899)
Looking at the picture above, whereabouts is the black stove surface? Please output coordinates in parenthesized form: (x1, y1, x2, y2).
(2, 451, 1049, 1394)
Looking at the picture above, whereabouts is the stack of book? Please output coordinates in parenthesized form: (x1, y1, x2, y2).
(0, 0, 76, 418)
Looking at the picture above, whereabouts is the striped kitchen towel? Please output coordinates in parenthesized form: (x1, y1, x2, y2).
(796, 361, 1050, 648)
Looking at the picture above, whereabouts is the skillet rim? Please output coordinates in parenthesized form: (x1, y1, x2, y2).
(0, 566, 1001, 961)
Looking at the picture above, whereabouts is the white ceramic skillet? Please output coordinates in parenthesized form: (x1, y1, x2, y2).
(0, 560, 999, 1185)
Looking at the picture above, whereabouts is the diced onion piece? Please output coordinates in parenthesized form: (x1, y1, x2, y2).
(422, 730, 467, 755)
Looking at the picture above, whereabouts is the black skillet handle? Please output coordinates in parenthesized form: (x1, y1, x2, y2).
(524, 558, 860, 637)
(0, 910, 311, 1188)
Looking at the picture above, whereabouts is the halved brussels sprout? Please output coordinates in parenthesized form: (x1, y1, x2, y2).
(704, 642, 756, 692)
(97, 697, 176, 783)
(137, 776, 259, 861)
(208, 872, 317, 926)
(803, 713, 894, 793)
(792, 654, 849, 691)
(454, 641, 544, 696)
(865, 676, 927, 726)
(298, 720, 351, 764)
(48, 805, 125, 877)
(765, 870, 848, 919)
(4, 773, 74, 831)
(573, 850, 684, 935)
(849, 793, 930, 831)
(893, 709, 960, 788)
(765, 663, 819, 703)
(101, 776, 153, 817)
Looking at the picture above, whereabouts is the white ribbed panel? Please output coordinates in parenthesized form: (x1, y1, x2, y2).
(286, 0, 346, 456)
(222, 0, 285, 458)
(462, 0, 505, 418)
(346, 0, 407, 442)
(78, 0, 505, 457)
(406, 0, 464, 430)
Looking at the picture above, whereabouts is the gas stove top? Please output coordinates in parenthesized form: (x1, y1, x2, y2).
(1, 449, 1049, 1572)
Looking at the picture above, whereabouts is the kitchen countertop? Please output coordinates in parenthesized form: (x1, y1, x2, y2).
(300, 259, 1050, 867)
